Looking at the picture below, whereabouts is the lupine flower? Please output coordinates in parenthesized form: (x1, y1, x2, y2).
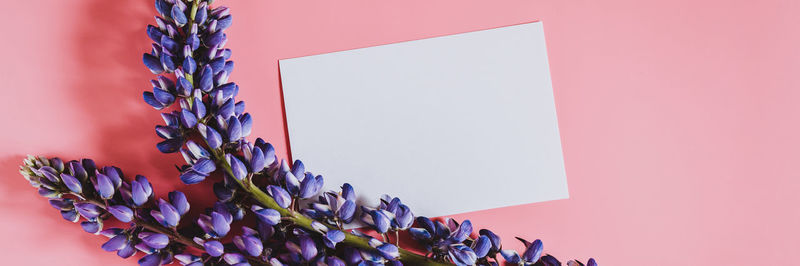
(501, 238, 544, 265)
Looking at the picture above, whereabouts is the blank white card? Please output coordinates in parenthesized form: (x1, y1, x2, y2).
(279, 22, 568, 217)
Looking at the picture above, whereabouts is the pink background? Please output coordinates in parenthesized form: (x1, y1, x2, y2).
(1, 0, 798, 265)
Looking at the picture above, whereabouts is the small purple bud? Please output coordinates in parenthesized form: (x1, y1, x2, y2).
(212, 211, 231, 237)
(587, 258, 598, 266)
(450, 220, 473, 242)
(102, 234, 128, 252)
(338, 200, 356, 223)
(341, 183, 355, 201)
(251, 206, 281, 226)
(180, 109, 197, 128)
(61, 209, 79, 222)
(227, 116, 242, 141)
(94, 172, 115, 199)
(377, 243, 400, 260)
(142, 233, 169, 249)
(240, 113, 252, 137)
(138, 253, 162, 266)
(75, 202, 103, 219)
(203, 124, 223, 149)
(158, 199, 181, 227)
(233, 234, 263, 257)
(131, 181, 149, 206)
(60, 173, 82, 193)
(192, 98, 206, 119)
(81, 220, 102, 234)
(479, 229, 502, 252)
(191, 158, 216, 175)
(195, 3, 208, 23)
(370, 210, 391, 233)
(177, 76, 192, 96)
(217, 15, 232, 30)
(205, 30, 225, 47)
(291, 160, 305, 179)
(107, 205, 134, 223)
(325, 230, 345, 247)
(185, 140, 210, 158)
(117, 242, 136, 258)
(169, 191, 190, 216)
(449, 244, 478, 265)
(521, 239, 543, 263)
(180, 170, 206, 185)
(250, 147, 266, 173)
(182, 56, 196, 74)
(154, 0, 170, 16)
(409, 228, 432, 241)
(198, 65, 213, 92)
(204, 240, 225, 257)
(143, 53, 164, 74)
(472, 235, 492, 258)
(226, 154, 247, 180)
(299, 235, 317, 261)
(160, 35, 179, 53)
(156, 138, 183, 153)
(143, 91, 166, 109)
(266, 185, 291, 209)
(209, 57, 225, 74)
(160, 53, 176, 71)
(171, 5, 188, 26)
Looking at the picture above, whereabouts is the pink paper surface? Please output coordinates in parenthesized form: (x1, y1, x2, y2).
(1, 0, 798, 265)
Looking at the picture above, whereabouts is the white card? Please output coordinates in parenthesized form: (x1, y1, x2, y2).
(279, 22, 568, 217)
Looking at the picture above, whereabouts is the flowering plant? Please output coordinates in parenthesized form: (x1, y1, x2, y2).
(18, 1, 596, 265)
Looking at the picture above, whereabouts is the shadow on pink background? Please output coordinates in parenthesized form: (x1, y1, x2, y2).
(1, 0, 798, 265)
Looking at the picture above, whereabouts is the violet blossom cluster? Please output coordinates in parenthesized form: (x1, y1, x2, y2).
(19, 0, 597, 265)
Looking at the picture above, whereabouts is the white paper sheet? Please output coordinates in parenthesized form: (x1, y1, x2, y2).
(279, 22, 568, 218)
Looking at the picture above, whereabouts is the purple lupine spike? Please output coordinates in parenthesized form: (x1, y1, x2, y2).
(521, 239, 543, 263)
(168, 191, 190, 216)
(267, 185, 291, 209)
(158, 199, 180, 227)
(142, 233, 169, 249)
(60, 173, 82, 193)
(107, 205, 134, 223)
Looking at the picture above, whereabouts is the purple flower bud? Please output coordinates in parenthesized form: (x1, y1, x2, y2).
(160, 35, 179, 53)
(587, 258, 598, 266)
(175, 76, 192, 96)
(192, 98, 206, 119)
(218, 99, 235, 119)
(501, 250, 522, 264)
(299, 235, 317, 261)
(143, 91, 166, 109)
(81, 220, 102, 234)
(251, 206, 281, 226)
(377, 243, 400, 260)
(394, 204, 414, 230)
(169, 191, 190, 216)
(75, 202, 103, 219)
(284, 171, 300, 195)
(324, 230, 345, 248)
(160, 53, 176, 71)
(409, 228, 432, 241)
(225, 154, 247, 181)
(158, 199, 180, 227)
(117, 242, 136, 258)
(198, 65, 213, 92)
(326, 256, 346, 266)
(142, 233, 169, 249)
(217, 15, 232, 30)
(239, 113, 252, 137)
(227, 116, 242, 141)
(60, 173, 82, 193)
(156, 138, 183, 153)
(209, 57, 225, 74)
(49, 198, 73, 211)
(143, 53, 164, 74)
(180, 109, 197, 128)
(338, 200, 356, 223)
(186, 140, 210, 158)
(479, 229, 502, 252)
(204, 125, 223, 149)
(291, 160, 305, 178)
(170, 5, 187, 26)
(267, 185, 291, 209)
(522, 239, 543, 263)
(180, 170, 205, 185)
(212, 211, 231, 237)
(368, 210, 391, 233)
(146, 25, 163, 43)
(233, 234, 263, 257)
(195, 3, 208, 23)
(68, 161, 88, 181)
(249, 147, 266, 173)
(472, 235, 492, 258)
(539, 255, 561, 266)
(138, 253, 162, 266)
(341, 183, 355, 201)
(107, 205, 134, 223)
(61, 209, 79, 222)
(95, 172, 115, 199)
(131, 181, 150, 206)
(205, 30, 226, 47)
(204, 240, 224, 257)
(191, 158, 215, 175)
(154, 0, 170, 16)
(102, 234, 128, 252)
(450, 220, 472, 242)
(449, 244, 477, 265)
(223, 253, 247, 265)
